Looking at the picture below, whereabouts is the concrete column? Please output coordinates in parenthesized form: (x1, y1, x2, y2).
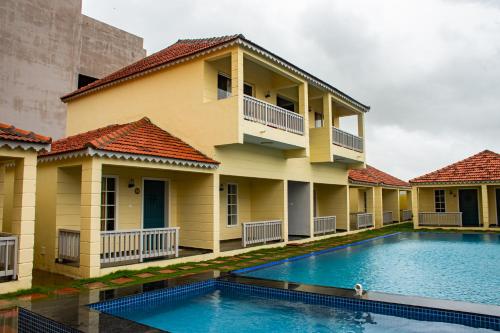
(79, 158, 102, 278)
(411, 187, 419, 228)
(282, 180, 289, 243)
(373, 187, 383, 228)
(11, 153, 37, 289)
(212, 173, 220, 254)
(308, 182, 314, 237)
(481, 185, 489, 229)
(0, 164, 5, 231)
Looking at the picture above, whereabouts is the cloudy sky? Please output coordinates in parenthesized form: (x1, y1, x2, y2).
(83, 0, 500, 181)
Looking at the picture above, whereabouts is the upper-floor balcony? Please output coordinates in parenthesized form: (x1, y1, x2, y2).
(332, 127, 363, 152)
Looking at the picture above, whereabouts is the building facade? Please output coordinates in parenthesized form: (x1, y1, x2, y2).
(0, 0, 146, 139)
(34, 34, 371, 279)
(411, 150, 500, 230)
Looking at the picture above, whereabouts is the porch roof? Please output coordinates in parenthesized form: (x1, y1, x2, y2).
(349, 165, 410, 188)
(410, 150, 500, 185)
(39, 117, 219, 168)
(0, 122, 51, 151)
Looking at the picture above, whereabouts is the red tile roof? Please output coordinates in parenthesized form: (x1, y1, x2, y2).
(41, 117, 218, 165)
(61, 35, 242, 101)
(0, 122, 51, 144)
(349, 165, 410, 188)
(410, 150, 500, 184)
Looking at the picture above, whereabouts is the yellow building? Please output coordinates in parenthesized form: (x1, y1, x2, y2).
(410, 150, 500, 230)
(348, 165, 412, 229)
(0, 123, 51, 293)
(35, 34, 370, 279)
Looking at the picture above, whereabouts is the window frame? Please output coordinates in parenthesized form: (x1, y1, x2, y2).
(226, 183, 238, 227)
(217, 72, 232, 100)
(434, 189, 446, 213)
(314, 112, 324, 128)
(243, 82, 254, 97)
(101, 175, 119, 231)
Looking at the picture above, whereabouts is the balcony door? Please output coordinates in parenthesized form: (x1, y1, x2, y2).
(143, 179, 169, 229)
(458, 189, 479, 227)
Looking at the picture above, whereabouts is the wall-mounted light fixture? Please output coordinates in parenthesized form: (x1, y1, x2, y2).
(265, 90, 271, 98)
(128, 178, 135, 188)
(219, 184, 224, 192)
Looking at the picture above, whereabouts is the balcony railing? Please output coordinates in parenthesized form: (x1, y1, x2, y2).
(101, 227, 179, 265)
(243, 95, 304, 135)
(383, 211, 393, 225)
(58, 229, 80, 264)
(332, 127, 363, 152)
(350, 212, 373, 229)
(242, 220, 283, 247)
(314, 216, 337, 235)
(418, 212, 462, 227)
(0, 233, 17, 280)
(401, 209, 413, 222)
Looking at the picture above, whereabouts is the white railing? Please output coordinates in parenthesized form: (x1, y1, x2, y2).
(350, 213, 374, 229)
(242, 220, 283, 247)
(100, 227, 179, 265)
(332, 127, 363, 152)
(401, 209, 413, 221)
(383, 211, 393, 225)
(314, 216, 337, 235)
(0, 233, 17, 280)
(243, 95, 304, 135)
(58, 229, 80, 264)
(418, 212, 463, 227)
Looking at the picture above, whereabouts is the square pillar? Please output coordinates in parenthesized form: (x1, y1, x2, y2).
(411, 187, 419, 228)
(212, 173, 220, 254)
(282, 180, 289, 243)
(481, 185, 489, 229)
(308, 182, 314, 237)
(12, 154, 37, 289)
(373, 187, 383, 228)
(79, 158, 102, 278)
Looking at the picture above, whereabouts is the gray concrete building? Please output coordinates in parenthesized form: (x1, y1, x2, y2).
(0, 0, 146, 138)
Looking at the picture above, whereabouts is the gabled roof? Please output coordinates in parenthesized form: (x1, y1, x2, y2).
(39, 117, 219, 168)
(410, 150, 500, 184)
(0, 122, 51, 152)
(61, 34, 369, 112)
(349, 165, 410, 188)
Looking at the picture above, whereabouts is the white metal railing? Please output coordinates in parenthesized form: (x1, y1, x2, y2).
(401, 209, 413, 221)
(332, 127, 363, 152)
(418, 212, 463, 227)
(314, 216, 337, 235)
(243, 95, 304, 135)
(242, 220, 283, 247)
(58, 229, 80, 264)
(350, 213, 374, 229)
(0, 233, 17, 280)
(100, 227, 179, 265)
(383, 211, 393, 225)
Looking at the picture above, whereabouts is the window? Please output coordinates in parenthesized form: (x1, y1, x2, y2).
(434, 189, 446, 213)
(101, 176, 117, 231)
(227, 184, 238, 226)
(217, 73, 231, 99)
(243, 83, 254, 96)
(363, 191, 368, 213)
(78, 74, 98, 89)
(314, 112, 324, 128)
(276, 95, 295, 112)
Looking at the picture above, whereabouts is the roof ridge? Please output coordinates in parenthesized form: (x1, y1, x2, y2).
(177, 34, 243, 43)
(87, 117, 150, 149)
(0, 122, 51, 143)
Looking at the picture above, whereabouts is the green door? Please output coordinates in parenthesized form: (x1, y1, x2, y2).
(143, 180, 167, 229)
(459, 189, 479, 227)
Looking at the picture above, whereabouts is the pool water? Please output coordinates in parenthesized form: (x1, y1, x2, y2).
(106, 285, 494, 333)
(241, 233, 500, 305)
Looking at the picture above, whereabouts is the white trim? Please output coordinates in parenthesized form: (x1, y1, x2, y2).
(0, 140, 50, 152)
(38, 147, 218, 169)
(141, 177, 170, 229)
(101, 175, 119, 231)
(226, 183, 238, 228)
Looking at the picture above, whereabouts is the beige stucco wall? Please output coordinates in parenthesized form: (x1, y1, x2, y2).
(315, 183, 349, 231)
(382, 188, 400, 222)
(0, 0, 145, 139)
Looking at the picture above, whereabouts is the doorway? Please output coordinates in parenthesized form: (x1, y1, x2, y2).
(142, 179, 169, 229)
(287, 181, 311, 238)
(458, 189, 479, 227)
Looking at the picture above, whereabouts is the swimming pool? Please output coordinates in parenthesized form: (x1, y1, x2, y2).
(91, 279, 499, 332)
(238, 233, 500, 305)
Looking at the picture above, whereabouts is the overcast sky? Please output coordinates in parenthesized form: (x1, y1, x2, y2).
(83, 0, 500, 181)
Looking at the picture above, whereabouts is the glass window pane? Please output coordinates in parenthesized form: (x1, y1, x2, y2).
(244, 83, 253, 96)
(107, 192, 115, 205)
(107, 206, 115, 219)
(107, 177, 115, 191)
(107, 220, 115, 231)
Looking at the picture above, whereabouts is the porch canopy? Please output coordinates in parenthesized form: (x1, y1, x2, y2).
(37, 117, 219, 278)
(410, 150, 500, 228)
